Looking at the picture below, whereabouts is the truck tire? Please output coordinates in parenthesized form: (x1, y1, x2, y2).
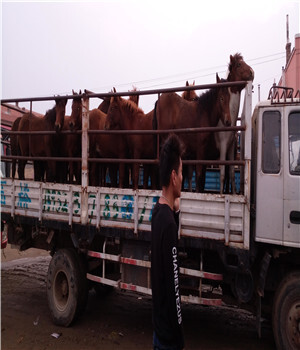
(272, 270, 300, 350)
(47, 248, 88, 327)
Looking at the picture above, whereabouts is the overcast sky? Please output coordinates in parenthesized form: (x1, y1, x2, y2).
(1, 0, 300, 115)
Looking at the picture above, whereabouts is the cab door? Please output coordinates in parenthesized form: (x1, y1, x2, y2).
(255, 108, 283, 244)
(283, 109, 300, 247)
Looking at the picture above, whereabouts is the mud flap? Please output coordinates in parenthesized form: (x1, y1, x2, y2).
(256, 252, 271, 339)
(256, 294, 261, 338)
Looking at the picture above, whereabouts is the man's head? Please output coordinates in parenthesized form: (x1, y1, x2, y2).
(159, 134, 185, 197)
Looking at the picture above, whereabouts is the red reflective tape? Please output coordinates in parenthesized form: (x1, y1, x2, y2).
(120, 257, 137, 266)
(87, 250, 103, 259)
(120, 283, 137, 291)
(202, 272, 223, 281)
(86, 273, 102, 283)
(201, 298, 222, 306)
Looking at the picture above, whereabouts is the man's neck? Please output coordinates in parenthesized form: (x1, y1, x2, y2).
(160, 188, 174, 210)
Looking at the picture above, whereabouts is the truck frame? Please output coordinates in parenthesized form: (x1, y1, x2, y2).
(1, 81, 299, 350)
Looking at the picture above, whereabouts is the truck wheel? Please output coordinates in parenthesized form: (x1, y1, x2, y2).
(47, 248, 87, 327)
(272, 271, 300, 350)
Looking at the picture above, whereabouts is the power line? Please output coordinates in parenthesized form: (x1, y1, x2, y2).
(250, 55, 285, 67)
(88, 51, 287, 92)
(139, 55, 286, 90)
(132, 52, 286, 88)
(247, 51, 285, 63)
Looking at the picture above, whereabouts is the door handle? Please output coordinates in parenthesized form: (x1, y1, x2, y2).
(290, 211, 300, 224)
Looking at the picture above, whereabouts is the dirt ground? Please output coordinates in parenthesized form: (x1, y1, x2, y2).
(1, 245, 276, 350)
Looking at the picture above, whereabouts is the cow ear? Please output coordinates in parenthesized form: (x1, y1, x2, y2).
(185, 81, 188, 86)
(216, 73, 221, 83)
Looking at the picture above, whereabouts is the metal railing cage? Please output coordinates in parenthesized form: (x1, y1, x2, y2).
(1, 80, 252, 193)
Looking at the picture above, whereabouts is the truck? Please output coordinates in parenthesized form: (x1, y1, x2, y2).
(1, 81, 299, 350)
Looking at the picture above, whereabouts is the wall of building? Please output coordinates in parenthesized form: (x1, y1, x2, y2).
(280, 34, 300, 91)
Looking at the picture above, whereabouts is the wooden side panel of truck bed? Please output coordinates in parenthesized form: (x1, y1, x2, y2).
(1, 178, 250, 249)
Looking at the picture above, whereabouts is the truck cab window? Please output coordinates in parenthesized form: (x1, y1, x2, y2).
(262, 111, 281, 174)
(289, 112, 300, 176)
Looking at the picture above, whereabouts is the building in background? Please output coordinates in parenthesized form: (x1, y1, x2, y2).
(1, 104, 43, 127)
(278, 15, 300, 92)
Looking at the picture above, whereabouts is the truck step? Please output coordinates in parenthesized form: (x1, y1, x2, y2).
(87, 249, 223, 306)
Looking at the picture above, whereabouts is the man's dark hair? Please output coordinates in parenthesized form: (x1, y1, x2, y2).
(159, 134, 185, 187)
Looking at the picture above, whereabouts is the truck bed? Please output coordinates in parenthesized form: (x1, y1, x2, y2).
(1, 178, 250, 250)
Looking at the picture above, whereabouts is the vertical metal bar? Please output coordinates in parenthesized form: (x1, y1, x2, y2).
(224, 196, 230, 245)
(96, 188, 101, 229)
(199, 250, 203, 298)
(102, 238, 107, 278)
(243, 82, 253, 163)
(240, 97, 246, 194)
(156, 94, 160, 160)
(29, 101, 32, 169)
(39, 182, 42, 221)
(11, 181, 15, 218)
(242, 81, 252, 250)
(81, 95, 89, 225)
(68, 186, 73, 226)
(147, 267, 151, 289)
(134, 192, 138, 234)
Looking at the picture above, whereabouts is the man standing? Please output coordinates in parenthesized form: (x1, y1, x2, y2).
(151, 134, 185, 350)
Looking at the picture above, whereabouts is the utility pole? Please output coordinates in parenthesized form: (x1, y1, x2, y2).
(286, 14, 291, 65)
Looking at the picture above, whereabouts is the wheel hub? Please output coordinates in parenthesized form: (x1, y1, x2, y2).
(54, 270, 69, 312)
(61, 279, 68, 297)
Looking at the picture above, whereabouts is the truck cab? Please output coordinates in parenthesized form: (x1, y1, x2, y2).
(251, 89, 300, 350)
(252, 93, 300, 247)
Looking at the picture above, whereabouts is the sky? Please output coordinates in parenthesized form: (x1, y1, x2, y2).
(1, 0, 300, 115)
